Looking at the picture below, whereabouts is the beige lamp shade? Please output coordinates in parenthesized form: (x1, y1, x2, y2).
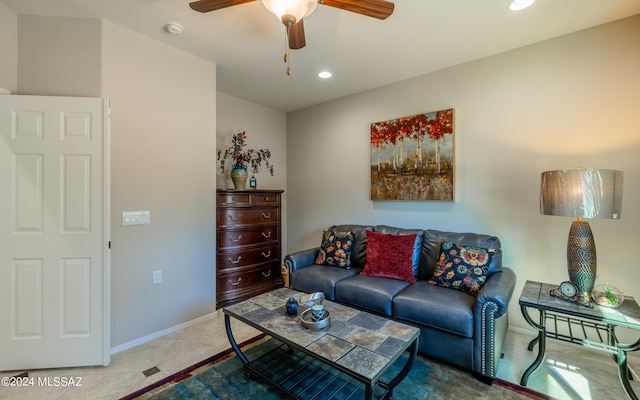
(540, 169, 623, 220)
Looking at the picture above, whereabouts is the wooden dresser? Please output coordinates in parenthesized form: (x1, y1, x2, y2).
(216, 189, 284, 308)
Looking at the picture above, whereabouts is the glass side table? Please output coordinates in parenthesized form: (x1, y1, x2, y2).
(519, 280, 640, 400)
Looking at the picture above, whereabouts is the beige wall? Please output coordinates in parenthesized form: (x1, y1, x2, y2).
(18, 15, 101, 97)
(101, 20, 216, 346)
(216, 92, 286, 191)
(287, 15, 640, 333)
(0, 3, 17, 92)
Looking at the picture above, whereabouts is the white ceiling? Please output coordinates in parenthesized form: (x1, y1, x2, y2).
(2, 0, 640, 112)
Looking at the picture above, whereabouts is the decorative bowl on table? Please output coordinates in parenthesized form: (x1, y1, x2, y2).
(299, 308, 331, 330)
(592, 283, 624, 308)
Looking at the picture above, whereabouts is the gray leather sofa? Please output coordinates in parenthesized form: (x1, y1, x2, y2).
(284, 224, 516, 383)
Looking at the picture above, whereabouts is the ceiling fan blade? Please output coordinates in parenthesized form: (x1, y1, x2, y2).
(289, 19, 306, 50)
(320, 0, 394, 20)
(189, 0, 257, 13)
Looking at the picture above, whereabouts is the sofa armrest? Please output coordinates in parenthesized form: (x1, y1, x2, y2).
(473, 267, 516, 380)
(475, 267, 516, 319)
(284, 248, 320, 274)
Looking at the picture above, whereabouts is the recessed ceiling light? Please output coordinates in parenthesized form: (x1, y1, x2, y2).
(509, 0, 535, 11)
(318, 71, 332, 79)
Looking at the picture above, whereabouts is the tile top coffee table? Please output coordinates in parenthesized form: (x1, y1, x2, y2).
(224, 287, 420, 400)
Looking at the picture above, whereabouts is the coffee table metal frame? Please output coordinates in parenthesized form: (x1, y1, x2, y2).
(224, 288, 419, 400)
(519, 280, 640, 400)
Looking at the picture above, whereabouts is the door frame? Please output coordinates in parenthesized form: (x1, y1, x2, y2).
(102, 100, 111, 365)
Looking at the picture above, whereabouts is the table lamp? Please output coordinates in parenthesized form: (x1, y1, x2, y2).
(540, 169, 623, 297)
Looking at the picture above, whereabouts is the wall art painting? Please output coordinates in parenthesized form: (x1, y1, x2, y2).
(370, 108, 454, 201)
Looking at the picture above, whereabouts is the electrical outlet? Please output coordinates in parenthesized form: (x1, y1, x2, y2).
(153, 270, 162, 285)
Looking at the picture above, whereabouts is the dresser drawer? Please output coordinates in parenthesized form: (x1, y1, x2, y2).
(217, 262, 280, 294)
(217, 226, 279, 249)
(217, 207, 280, 227)
(217, 244, 280, 271)
(217, 192, 251, 206)
(253, 193, 280, 206)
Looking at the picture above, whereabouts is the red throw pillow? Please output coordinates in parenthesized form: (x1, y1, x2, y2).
(361, 230, 417, 283)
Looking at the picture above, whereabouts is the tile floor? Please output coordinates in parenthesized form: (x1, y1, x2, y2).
(0, 309, 638, 400)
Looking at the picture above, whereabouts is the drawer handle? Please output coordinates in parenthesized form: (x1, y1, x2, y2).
(229, 256, 242, 264)
(262, 232, 272, 239)
(262, 251, 271, 258)
(264, 196, 270, 202)
(262, 271, 271, 278)
(230, 234, 242, 243)
(262, 212, 271, 219)
(228, 277, 242, 286)
(228, 214, 241, 221)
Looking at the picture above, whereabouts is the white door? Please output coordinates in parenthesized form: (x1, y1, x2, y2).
(0, 95, 110, 370)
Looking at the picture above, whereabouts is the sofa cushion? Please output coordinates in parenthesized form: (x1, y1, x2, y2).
(328, 225, 373, 269)
(393, 281, 476, 338)
(335, 274, 412, 316)
(428, 241, 496, 296)
(315, 230, 355, 268)
(361, 230, 417, 283)
(373, 225, 423, 278)
(420, 229, 502, 280)
(289, 265, 361, 301)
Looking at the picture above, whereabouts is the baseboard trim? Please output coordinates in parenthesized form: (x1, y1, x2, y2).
(110, 311, 219, 355)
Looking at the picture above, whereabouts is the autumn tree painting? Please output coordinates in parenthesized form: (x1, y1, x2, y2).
(371, 108, 454, 201)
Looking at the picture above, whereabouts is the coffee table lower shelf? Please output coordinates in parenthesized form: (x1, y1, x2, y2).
(241, 339, 396, 400)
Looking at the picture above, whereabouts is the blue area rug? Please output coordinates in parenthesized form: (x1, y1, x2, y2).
(122, 335, 555, 400)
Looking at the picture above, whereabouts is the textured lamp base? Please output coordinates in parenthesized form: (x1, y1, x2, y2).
(567, 220, 596, 295)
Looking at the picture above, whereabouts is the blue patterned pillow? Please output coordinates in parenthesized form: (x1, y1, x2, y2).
(315, 231, 355, 269)
(427, 241, 496, 295)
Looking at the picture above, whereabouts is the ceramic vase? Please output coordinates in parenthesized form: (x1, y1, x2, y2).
(230, 165, 248, 189)
(285, 297, 298, 315)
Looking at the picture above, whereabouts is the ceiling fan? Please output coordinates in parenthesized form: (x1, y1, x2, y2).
(190, 0, 395, 67)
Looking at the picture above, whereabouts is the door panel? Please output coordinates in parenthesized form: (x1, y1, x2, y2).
(62, 154, 91, 232)
(0, 95, 110, 370)
(11, 259, 44, 338)
(13, 154, 44, 232)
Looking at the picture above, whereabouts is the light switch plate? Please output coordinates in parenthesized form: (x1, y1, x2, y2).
(122, 211, 150, 226)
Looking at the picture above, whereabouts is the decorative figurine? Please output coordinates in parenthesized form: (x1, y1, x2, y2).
(285, 296, 298, 315)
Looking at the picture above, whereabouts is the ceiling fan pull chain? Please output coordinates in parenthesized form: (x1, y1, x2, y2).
(284, 26, 292, 76)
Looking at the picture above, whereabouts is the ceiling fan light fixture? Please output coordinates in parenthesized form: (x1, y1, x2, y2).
(509, 0, 535, 11)
(261, 0, 318, 25)
(281, 14, 297, 28)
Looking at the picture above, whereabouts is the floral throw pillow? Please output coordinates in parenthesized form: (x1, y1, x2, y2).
(361, 230, 417, 283)
(315, 230, 355, 269)
(427, 241, 496, 295)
